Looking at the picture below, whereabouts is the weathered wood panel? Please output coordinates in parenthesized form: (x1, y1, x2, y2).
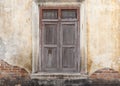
(62, 48, 75, 68)
(44, 48, 57, 68)
(62, 24, 75, 45)
(44, 24, 57, 44)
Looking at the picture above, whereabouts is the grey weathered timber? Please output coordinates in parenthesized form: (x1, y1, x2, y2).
(44, 23, 57, 44)
(41, 8, 79, 73)
(60, 22, 78, 72)
(42, 22, 59, 72)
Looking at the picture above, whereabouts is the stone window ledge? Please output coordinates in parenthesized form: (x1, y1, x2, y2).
(31, 73, 88, 79)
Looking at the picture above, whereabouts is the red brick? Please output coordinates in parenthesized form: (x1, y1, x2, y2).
(90, 68, 120, 80)
(0, 60, 28, 79)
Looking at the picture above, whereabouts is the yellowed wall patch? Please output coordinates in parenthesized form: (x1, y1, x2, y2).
(87, 0, 120, 74)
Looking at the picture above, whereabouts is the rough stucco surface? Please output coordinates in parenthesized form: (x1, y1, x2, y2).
(87, 0, 120, 74)
(0, 0, 32, 72)
(0, 0, 120, 75)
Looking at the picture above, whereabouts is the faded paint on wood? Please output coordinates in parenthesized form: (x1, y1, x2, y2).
(62, 24, 75, 45)
(44, 24, 57, 44)
(62, 48, 75, 68)
(41, 8, 80, 72)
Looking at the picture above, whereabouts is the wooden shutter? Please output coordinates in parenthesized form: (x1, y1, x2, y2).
(60, 22, 78, 72)
(40, 8, 79, 73)
(41, 22, 59, 72)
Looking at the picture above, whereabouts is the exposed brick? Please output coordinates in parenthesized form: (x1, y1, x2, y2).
(90, 68, 120, 80)
(0, 59, 29, 79)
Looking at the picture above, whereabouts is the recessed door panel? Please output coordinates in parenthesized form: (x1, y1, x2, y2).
(62, 47, 75, 68)
(62, 24, 75, 45)
(44, 24, 57, 44)
(60, 22, 78, 72)
(44, 47, 57, 68)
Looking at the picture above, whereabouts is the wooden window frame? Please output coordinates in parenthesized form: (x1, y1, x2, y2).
(40, 7, 80, 73)
(31, 1, 87, 79)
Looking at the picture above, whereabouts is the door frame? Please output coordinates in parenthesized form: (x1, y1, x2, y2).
(31, 0, 87, 79)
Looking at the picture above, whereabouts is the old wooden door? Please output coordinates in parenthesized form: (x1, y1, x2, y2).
(41, 8, 80, 73)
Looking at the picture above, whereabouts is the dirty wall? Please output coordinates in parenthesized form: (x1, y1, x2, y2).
(87, 0, 120, 74)
(0, 0, 32, 73)
(0, 0, 120, 75)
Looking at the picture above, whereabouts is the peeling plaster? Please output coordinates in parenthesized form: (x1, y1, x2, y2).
(0, 0, 32, 73)
(0, 0, 120, 75)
